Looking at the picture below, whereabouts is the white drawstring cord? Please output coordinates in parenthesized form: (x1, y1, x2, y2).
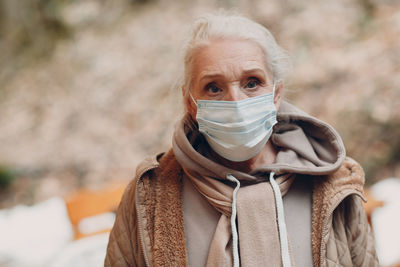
(226, 174, 241, 267)
(269, 172, 292, 267)
(226, 172, 291, 267)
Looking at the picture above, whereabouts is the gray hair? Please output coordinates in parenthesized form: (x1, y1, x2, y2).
(181, 12, 292, 96)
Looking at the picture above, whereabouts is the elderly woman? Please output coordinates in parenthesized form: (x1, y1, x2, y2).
(105, 13, 378, 267)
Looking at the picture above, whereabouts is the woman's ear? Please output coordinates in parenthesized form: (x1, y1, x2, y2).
(181, 85, 186, 98)
(274, 82, 283, 111)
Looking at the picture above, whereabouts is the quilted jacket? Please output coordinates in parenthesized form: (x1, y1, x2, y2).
(105, 150, 379, 267)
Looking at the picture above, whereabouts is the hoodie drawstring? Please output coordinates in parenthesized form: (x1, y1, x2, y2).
(226, 174, 241, 267)
(270, 172, 292, 267)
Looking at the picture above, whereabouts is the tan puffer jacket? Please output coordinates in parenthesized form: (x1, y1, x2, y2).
(105, 150, 379, 267)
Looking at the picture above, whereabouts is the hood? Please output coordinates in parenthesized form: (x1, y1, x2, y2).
(264, 100, 346, 176)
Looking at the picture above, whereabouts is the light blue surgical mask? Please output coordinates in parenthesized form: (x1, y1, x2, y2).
(190, 85, 277, 162)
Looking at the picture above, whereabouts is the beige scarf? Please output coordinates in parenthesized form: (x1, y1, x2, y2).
(172, 115, 295, 267)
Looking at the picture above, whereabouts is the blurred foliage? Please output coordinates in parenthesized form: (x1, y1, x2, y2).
(0, 0, 157, 87)
(0, 0, 70, 86)
(0, 166, 15, 189)
(0, 0, 398, 207)
(339, 110, 400, 185)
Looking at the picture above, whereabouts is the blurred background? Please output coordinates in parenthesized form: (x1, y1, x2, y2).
(0, 0, 399, 266)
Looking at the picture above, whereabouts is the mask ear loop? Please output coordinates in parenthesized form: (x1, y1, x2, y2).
(188, 90, 198, 106)
(272, 81, 277, 96)
(272, 81, 278, 104)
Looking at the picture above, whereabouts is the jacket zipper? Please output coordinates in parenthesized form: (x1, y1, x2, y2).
(136, 163, 159, 267)
(318, 189, 365, 267)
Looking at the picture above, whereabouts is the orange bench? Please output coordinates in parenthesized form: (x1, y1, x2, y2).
(64, 184, 127, 240)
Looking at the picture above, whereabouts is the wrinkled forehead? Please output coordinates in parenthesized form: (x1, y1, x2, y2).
(190, 38, 271, 83)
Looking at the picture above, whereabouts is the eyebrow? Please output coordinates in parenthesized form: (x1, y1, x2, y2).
(242, 68, 266, 77)
(199, 68, 266, 82)
(199, 73, 223, 82)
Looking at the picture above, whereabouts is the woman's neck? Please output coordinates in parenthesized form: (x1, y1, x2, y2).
(210, 141, 278, 173)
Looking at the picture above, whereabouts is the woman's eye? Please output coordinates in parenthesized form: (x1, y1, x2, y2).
(205, 83, 221, 94)
(245, 78, 261, 89)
